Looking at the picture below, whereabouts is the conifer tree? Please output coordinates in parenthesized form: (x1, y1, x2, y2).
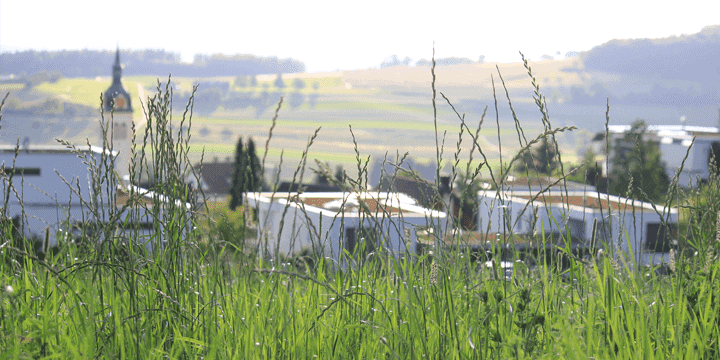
(229, 137, 262, 211)
(229, 137, 246, 210)
(246, 138, 261, 192)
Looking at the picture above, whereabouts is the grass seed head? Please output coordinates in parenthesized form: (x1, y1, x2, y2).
(430, 259, 439, 286)
(716, 210, 720, 243)
(669, 249, 676, 272)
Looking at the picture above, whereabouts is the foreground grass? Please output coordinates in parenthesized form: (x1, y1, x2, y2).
(2, 244, 719, 358)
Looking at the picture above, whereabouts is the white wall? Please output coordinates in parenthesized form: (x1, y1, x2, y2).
(0, 148, 107, 242)
(659, 139, 712, 188)
(248, 192, 446, 265)
(0, 147, 192, 250)
(0, 149, 105, 206)
(477, 191, 566, 236)
(477, 190, 678, 268)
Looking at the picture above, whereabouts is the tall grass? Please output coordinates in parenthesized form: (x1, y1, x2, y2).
(0, 58, 719, 359)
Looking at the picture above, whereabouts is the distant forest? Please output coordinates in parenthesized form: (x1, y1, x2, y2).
(563, 25, 720, 107)
(581, 25, 720, 81)
(0, 49, 306, 77)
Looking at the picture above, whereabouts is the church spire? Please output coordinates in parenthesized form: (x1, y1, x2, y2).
(112, 46, 122, 86)
(103, 47, 132, 112)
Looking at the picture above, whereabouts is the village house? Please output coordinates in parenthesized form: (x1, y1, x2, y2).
(246, 191, 447, 265)
(192, 157, 234, 201)
(593, 124, 720, 188)
(0, 145, 192, 251)
(471, 187, 677, 268)
(191, 157, 342, 202)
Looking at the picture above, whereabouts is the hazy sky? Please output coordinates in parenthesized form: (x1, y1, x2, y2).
(1, 0, 718, 73)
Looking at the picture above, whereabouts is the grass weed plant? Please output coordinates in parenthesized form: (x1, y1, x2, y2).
(0, 58, 719, 359)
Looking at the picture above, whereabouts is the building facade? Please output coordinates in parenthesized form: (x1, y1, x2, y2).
(247, 191, 447, 265)
(594, 125, 720, 188)
(0, 144, 192, 252)
(476, 188, 677, 268)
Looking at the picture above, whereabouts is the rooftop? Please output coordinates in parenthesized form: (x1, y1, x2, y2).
(117, 185, 192, 210)
(249, 191, 445, 218)
(479, 189, 675, 215)
(599, 125, 720, 139)
(512, 193, 659, 212)
(480, 176, 596, 192)
(0, 144, 116, 156)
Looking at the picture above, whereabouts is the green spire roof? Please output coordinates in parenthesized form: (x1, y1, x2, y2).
(103, 47, 132, 112)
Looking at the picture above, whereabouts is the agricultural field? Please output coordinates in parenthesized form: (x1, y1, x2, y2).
(3, 60, 594, 182)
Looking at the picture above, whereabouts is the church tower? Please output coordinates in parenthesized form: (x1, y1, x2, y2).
(102, 48, 133, 180)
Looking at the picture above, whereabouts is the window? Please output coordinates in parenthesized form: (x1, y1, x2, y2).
(344, 226, 378, 255)
(646, 223, 676, 252)
(3, 167, 40, 176)
(589, 220, 612, 252)
(345, 227, 356, 253)
(568, 218, 585, 240)
(113, 122, 128, 140)
(596, 221, 612, 245)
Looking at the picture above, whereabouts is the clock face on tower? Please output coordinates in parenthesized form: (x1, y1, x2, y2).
(115, 95, 127, 110)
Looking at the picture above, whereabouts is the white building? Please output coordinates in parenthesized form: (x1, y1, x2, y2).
(0, 145, 192, 251)
(594, 125, 720, 188)
(475, 188, 677, 268)
(247, 191, 447, 265)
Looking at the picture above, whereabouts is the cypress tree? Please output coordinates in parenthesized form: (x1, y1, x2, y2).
(246, 138, 261, 192)
(229, 137, 246, 210)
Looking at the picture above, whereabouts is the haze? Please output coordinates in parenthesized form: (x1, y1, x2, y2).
(2, 0, 718, 72)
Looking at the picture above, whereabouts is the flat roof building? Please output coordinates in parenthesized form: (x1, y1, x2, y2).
(247, 191, 447, 265)
(467, 188, 677, 268)
(593, 125, 720, 188)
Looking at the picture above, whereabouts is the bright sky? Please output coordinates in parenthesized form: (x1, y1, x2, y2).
(1, 0, 719, 73)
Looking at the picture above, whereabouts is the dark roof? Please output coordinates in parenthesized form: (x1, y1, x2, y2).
(103, 48, 133, 112)
(378, 176, 438, 208)
(196, 162, 233, 195)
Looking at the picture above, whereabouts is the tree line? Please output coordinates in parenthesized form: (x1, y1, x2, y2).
(380, 55, 486, 68)
(581, 25, 720, 83)
(2, 97, 96, 117)
(0, 49, 306, 78)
